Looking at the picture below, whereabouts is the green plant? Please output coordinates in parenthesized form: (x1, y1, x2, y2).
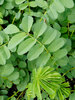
(0, 0, 75, 100)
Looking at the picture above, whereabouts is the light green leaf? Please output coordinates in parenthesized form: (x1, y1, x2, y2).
(7, 71, 19, 81)
(11, 97, 16, 100)
(8, 32, 27, 50)
(19, 2, 28, 10)
(54, 49, 68, 61)
(60, 0, 74, 8)
(33, 21, 47, 38)
(0, 64, 14, 77)
(0, 18, 3, 24)
(0, 96, 4, 100)
(0, 35, 3, 45)
(36, 51, 51, 67)
(4, 24, 20, 34)
(68, 8, 75, 23)
(15, 0, 26, 5)
(20, 15, 33, 33)
(30, 1, 37, 7)
(27, 44, 44, 61)
(69, 92, 75, 100)
(0, 0, 4, 5)
(48, 38, 65, 52)
(17, 81, 27, 91)
(0, 52, 6, 65)
(42, 27, 57, 45)
(69, 56, 75, 67)
(47, 4, 58, 20)
(2, 46, 10, 59)
(53, 0, 65, 13)
(36, 0, 48, 9)
(17, 38, 36, 55)
(56, 56, 68, 66)
(69, 25, 75, 32)
(0, 46, 10, 65)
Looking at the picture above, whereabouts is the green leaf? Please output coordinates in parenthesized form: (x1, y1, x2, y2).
(3, 2, 14, 10)
(42, 26, 57, 45)
(47, 4, 58, 20)
(69, 56, 75, 67)
(19, 2, 28, 10)
(36, 0, 48, 9)
(53, 22, 61, 31)
(29, 66, 61, 100)
(0, 52, 6, 65)
(27, 44, 44, 61)
(2, 46, 10, 59)
(11, 97, 16, 100)
(53, 0, 65, 13)
(19, 61, 26, 68)
(0, 46, 10, 65)
(0, 35, 3, 45)
(68, 7, 75, 23)
(0, 0, 4, 5)
(0, 96, 4, 100)
(48, 38, 65, 52)
(0, 64, 14, 77)
(0, 31, 9, 43)
(17, 38, 36, 55)
(30, 1, 37, 7)
(56, 56, 68, 66)
(40, 80, 56, 99)
(8, 32, 27, 50)
(69, 92, 75, 100)
(17, 81, 27, 91)
(60, 0, 74, 8)
(33, 21, 47, 38)
(36, 51, 51, 67)
(4, 24, 20, 34)
(53, 48, 68, 61)
(20, 15, 33, 33)
(0, 18, 3, 24)
(69, 25, 75, 32)
(57, 89, 64, 100)
(7, 71, 19, 81)
(19, 69, 26, 77)
(15, 0, 26, 5)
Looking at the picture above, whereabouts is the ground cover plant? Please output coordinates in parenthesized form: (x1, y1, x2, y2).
(0, 0, 75, 100)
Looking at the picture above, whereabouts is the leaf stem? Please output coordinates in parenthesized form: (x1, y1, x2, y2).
(70, 30, 74, 38)
(12, 10, 21, 24)
(63, 67, 75, 76)
(25, 32, 49, 53)
(7, 91, 19, 100)
(16, 91, 24, 100)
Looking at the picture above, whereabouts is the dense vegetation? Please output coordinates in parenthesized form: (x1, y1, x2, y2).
(0, 0, 75, 100)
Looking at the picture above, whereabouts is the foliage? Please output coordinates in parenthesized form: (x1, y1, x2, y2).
(0, 0, 75, 100)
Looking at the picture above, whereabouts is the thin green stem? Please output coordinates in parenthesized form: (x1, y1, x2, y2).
(25, 32, 49, 53)
(16, 91, 24, 100)
(12, 10, 21, 24)
(70, 30, 74, 38)
(7, 91, 19, 100)
(63, 67, 75, 76)
(40, 11, 47, 22)
(0, 42, 8, 49)
(67, 22, 70, 38)
(27, 0, 30, 15)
